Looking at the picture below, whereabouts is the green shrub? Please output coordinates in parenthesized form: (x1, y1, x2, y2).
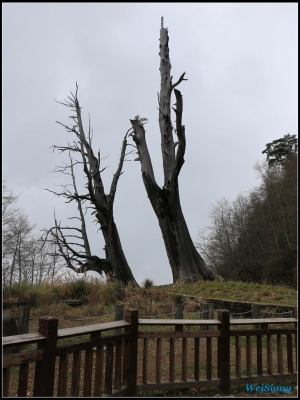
(141, 278, 154, 289)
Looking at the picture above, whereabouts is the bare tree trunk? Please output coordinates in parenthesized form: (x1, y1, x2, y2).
(130, 18, 214, 283)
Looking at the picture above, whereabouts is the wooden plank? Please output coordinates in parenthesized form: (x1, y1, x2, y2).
(3, 333, 45, 347)
(114, 341, 122, 390)
(137, 378, 221, 391)
(94, 345, 104, 396)
(169, 338, 175, 383)
(230, 318, 297, 325)
(246, 336, 252, 377)
(235, 336, 241, 378)
(104, 343, 114, 395)
(3, 349, 44, 368)
(71, 351, 81, 397)
(229, 327, 297, 336)
(230, 372, 297, 385)
(256, 335, 262, 376)
(266, 334, 273, 375)
(286, 333, 293, 373)
(139, 319, 221, 325)
(18, 363, 29, 396)
(3, 367, 10, 397)
(57, 354, 68, 397)
(138, 330, 221, 339)
(194, 337, 200, 381)
(206, 337, 212, 380)
(122, 339, 129, 386)
(56, 332, 130, 357)
(182, 337, 187, 382)
(142, 338, 148, 384)
(83, 348, 93, 396)
(156, 338, 162, 384)
(277, 334, 283, 375)
(57, 320, 130, 339)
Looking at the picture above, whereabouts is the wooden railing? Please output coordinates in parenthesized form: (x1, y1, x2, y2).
(2, 309, 297, 397)
(3, 309, 138, 397)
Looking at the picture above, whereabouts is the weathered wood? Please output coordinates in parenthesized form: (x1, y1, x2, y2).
(57, 320, 130, 339)
(18, 362, 29, 396)
(2, 332, 45, 347)
(57, 354, 68, 397)
(206, 337, 212, 380)
(71, 351, 81, 397)
(114, 305, 125, 334)
(137, 378, 221, 391)
(174, 304, 183, 319)
(277, 334, 283, 375)
(194, 337, 200, 381)
(3, 349, 44, 368)
(114, 340, 122, 390)
(156, 338, 162, 383)
(230, 318, 296, 325)
(122, 338, 129, 386)
(217, 310, 230, 396)
(142, 338, 148, 384)
(235, 336, 241, 378)
(83, 348, 93, 396)
(3, 367, 10, 396)
(125, 309, 138, 396)
(94, 344, 104, 396)
(230, 372, 297, 385)
(229, 327, 297, 336)
(169, 338, 175, 383)
(56, 332, 130, 357)
(104, 343, 114, 395)
(139, 318, 221, 326)
(257, 335, 263, 376)
(266, 336, 273, 375)
(200, 303, 208, 330)
(18, 306, 31, 335)
(138, 330, 221, 339)
(33, 317, 58, 397)
(182, 337, 187, 382)
(246, 336, 252, 377)
(252, 304, 259, 329)
(208, 303, 215, 331)
(286, 333, 293, 373)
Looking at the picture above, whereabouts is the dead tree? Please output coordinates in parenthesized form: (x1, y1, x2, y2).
(44, 84, 137, 285)
(130, 18, 215, 283)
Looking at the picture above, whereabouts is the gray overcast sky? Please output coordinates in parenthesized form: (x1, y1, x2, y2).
(2, 3, 298, 285)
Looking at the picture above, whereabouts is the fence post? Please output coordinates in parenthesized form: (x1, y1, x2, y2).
(174, 304, 183, 332)
(33, 316, 58, 397)
(208, 303, 215, 330)
(125, 309, 138, 396)
(200, 302, 208, 330)
(217, 310, 230, 396)
(252, 304, 259, 329)
(115, 304, 125, 333)
(18, 306, 31, 334)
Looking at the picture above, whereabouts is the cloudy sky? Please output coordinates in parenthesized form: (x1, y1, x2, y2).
(2, 3, 298, 285)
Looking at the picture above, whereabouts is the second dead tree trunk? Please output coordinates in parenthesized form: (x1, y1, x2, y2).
(44, 85, 137, 285)
(130, 18, 215, 283)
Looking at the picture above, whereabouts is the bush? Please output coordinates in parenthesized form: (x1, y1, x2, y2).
(141, 278, 154, 289)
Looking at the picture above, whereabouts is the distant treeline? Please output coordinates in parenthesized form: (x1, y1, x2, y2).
(196, 137, 297, 287)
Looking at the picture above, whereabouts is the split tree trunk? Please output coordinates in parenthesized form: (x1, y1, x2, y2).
(130, 18, 214, 283)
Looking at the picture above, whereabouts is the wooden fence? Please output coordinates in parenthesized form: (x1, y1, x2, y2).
(2, 309, 297, 397)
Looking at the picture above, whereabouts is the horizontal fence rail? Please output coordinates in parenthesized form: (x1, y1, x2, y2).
(2, 309, 297, 397)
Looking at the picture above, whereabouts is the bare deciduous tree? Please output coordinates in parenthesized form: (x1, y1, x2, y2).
(129, 18, 215, 283)
(43, 85, 137, 285)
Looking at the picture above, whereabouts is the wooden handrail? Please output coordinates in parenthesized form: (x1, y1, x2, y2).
(230, 318, 297, 325)
(57, 320, 130, 339)
(3, 332, 45, 347)
(138, 318, 221, 325)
